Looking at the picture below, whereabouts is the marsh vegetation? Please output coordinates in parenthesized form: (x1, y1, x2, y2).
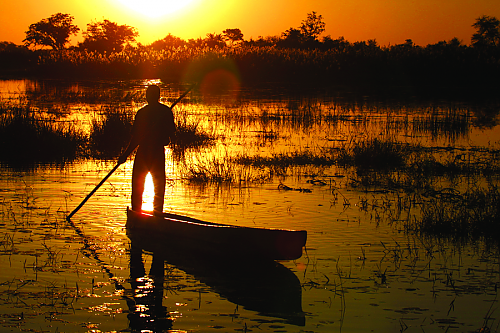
(1, 79, 500, 332)
(2, 11, 500, 332)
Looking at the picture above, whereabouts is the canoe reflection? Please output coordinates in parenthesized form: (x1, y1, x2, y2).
(127, 228, 306, 328)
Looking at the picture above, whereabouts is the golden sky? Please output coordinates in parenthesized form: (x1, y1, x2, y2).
(1, 0, 500, 46)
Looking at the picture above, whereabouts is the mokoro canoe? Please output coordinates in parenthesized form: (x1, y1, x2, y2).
(126, 208, 307, 260)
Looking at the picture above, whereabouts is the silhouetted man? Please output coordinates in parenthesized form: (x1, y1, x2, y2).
(118, 85, 175, 215)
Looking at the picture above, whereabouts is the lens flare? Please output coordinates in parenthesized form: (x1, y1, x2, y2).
(200, 69, 240, 104)
(183, 54, 241, 105)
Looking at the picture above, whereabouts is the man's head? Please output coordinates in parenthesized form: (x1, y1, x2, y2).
(146, 85, 161, 104)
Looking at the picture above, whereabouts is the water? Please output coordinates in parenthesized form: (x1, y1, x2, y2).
(1, 79, 500, 332)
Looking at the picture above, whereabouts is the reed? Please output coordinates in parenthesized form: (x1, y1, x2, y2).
(172, 116, 216, 150)
(336, 138, 409, 170)
(235, 151, 335, 168)
(412, 107, 470, 141)
(413, 184, 500, 241)
(184, 154, 270, 184)
(12, 41, 500, 90)
(89, 107, 134, 158)
(0, 105, 86, 166)
(0, 103, 220, 166)
(25, 85, 145, 104)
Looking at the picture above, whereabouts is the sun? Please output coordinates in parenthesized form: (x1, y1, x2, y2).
(115, 0, 195, 19)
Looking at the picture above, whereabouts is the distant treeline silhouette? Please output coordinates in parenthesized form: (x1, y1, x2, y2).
(1, 12, 499, 90)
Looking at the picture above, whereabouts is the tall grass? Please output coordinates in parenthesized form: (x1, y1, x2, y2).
(89, 107, 134, 158)
(184, 155, 266, 184)
(0, 103, 215, 166)
(17, 43, 500, 91)
(410, 184, 500, 241)
(412, 108, 470, 141)
(0, 105, 85, 166)
(173, 116, 215, 150)
(25, 85, 145, 104)
(336, 138, 409, 170)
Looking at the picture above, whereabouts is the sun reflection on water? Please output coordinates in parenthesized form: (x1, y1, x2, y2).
(142, 172, 155, 212)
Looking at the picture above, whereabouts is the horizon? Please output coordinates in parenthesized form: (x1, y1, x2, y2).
(1, 0, 500, 47)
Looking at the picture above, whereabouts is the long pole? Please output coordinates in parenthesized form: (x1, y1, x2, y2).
(66, 164, 119, 220)
(66, 84, 196, 221)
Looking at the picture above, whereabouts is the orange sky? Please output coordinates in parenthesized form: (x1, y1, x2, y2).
(1, 0, 500, 47)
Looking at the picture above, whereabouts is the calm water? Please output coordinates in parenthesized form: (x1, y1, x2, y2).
(1, 79, 500, 333)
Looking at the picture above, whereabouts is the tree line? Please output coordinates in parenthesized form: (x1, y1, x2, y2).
(15, 12, 500, 52)
(15, 11, 328, 52)
(1, 12, 500, 90)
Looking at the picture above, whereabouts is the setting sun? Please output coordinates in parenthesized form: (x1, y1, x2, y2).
(115, 0, 196, 19)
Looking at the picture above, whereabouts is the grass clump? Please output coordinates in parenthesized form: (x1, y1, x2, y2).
(412, 184, 500, 241)
(337, 138, 409, 170)
(173, 117, 215, 150)
(235, 151, 335, 168)
(89, 108, 133, 158)
(185, 155, 261, 184)
(0, 105, 85, 166)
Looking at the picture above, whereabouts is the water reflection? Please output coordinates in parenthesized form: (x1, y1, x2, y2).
(128, 244, 173, 332)
(127, 227, 306, 328)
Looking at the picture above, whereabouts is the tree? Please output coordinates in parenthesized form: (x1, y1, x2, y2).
(205, 33, 225, 48)
(150, 34, 186, 50)
(300, 11, 326, 42)
(81, 19, 138, 53)
(222, 28, 244, 46)
(280, 28, 304, 47)
(472, 15, 500, 49)
(24, 13, 79, 50)
(280, 11, 326, 48)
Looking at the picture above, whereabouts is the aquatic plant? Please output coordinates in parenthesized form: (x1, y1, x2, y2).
(25, 84, 145, 104)
(412, 184, 500, 241)
(184, 154, 270, 184)
(0, 105, 86, 166)
(89, 107, 133, 158)
(172, 116, 216, 151)
(336, 138, 409, 170)
(235, 151, 335, 168)
(412, 107, 470, 142)
(4, 39, 499, 91)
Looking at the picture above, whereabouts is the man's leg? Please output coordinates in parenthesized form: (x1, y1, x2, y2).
(151, 160, 166, 215)
(131, 158, 147, 211)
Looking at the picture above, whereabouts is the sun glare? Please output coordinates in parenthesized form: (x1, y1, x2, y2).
(142, 172, 155, 212)
(116, 0, 195, 19)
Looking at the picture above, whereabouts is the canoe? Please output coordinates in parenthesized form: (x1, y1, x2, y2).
(126, 208, 307, 261)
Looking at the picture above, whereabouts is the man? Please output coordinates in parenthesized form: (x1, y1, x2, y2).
(118, 85, 175, 215)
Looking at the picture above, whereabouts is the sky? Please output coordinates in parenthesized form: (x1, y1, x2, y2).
(1, 0, 500, 47)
